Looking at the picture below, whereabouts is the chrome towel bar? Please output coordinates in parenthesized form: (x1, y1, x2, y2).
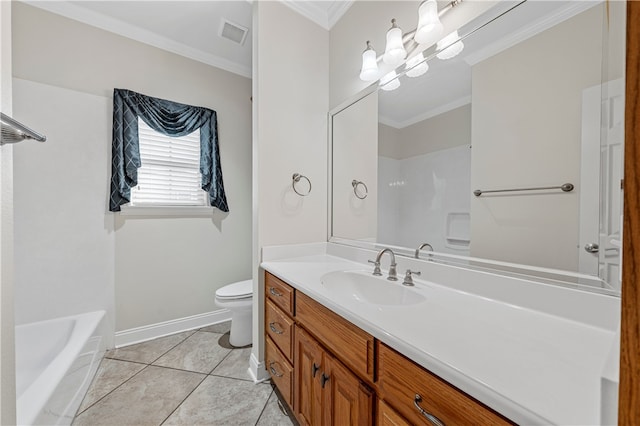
(473, 183, 574, 197)
(1, 112, 46, 144)
(352, 180, 368, 199)
(292, 173, 311, 196)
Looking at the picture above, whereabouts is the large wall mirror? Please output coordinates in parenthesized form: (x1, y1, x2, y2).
(330, 0, 625, 294)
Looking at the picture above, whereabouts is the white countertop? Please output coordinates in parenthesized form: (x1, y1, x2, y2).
(261, 248, 619, 425)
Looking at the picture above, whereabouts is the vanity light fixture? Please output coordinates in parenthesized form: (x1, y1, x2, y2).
(358, 0, 464, 82)
(383, 19, 407, 66)
(359, 41, 380, 82)
(405, 53, 429, 78)
(436, 30, 465, 60)
(415, 0, 444, 45)
(380, 70, 401, 91)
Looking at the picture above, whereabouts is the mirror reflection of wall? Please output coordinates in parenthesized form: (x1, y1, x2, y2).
(378, 104, 471, 255)
(331, 0, 626, 292)
(332, 91, 379, 241)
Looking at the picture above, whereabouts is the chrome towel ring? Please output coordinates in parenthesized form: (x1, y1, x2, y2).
(352, 180, 368, 199)
(292, 173, 312, 196)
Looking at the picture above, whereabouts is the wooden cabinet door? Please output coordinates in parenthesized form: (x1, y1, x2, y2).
(295, 326, 324, 426)
(377, 399, 411, 426)
(323, 353, 373, 426)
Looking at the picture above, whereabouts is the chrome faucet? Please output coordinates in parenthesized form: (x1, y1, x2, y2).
(402, 269, 421, 286)
(368, 248, 398, 281)
(415, 242, 433, 259)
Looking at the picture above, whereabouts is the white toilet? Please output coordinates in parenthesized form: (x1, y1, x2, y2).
(214, 279, 253, 347)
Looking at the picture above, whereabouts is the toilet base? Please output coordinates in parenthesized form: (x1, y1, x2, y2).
(229, 308, 252, 347)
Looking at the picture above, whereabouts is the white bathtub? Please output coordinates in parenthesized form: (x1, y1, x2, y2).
(16, 311, 106, 426)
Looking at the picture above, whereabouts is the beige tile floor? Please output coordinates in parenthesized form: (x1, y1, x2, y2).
(73, 322, 295, 426)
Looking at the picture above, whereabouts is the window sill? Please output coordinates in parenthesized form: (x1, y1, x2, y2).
(119, 205, 214, 217)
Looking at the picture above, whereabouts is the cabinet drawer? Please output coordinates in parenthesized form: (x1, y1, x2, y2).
(296, 292, 374, 382)
(266, 337, 294, 408)
(377, 399, 411, 426)
(265, 298, 294, 361)
(378, 343, 512, 426)
(265, 272, 295, 316)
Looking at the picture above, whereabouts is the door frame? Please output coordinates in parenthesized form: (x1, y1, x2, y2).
(619, 1, 640, 423)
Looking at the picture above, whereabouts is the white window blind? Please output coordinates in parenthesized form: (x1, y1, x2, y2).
(130, 118, 207, 207)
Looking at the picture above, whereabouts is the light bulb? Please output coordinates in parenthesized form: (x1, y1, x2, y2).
(436, 31, 464, 60)
(415, 0, 443, 46)
(383, 19, 407, 66)
(380, 70, 400, 91)
(359, 41, 379, 81)
(405, 53, 429, 78)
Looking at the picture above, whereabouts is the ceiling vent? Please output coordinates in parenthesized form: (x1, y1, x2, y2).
(219, 19, 249, 46)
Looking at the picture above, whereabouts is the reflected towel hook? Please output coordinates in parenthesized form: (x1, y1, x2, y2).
(352, 180, 368, 199)
(292, 173, 312, 196)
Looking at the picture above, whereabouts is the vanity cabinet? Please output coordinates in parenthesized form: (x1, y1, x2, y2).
(376, 399, 411, 426)
(265, 273, 296, 407)
(294, 325, 373, 426)
(377, 342, 512, 425)
(264, 271, 513, 425)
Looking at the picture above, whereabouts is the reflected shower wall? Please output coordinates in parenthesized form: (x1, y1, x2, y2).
(378, 144, 471, 255)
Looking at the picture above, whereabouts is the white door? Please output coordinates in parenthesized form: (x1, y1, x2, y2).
(579, 80, 624, 290)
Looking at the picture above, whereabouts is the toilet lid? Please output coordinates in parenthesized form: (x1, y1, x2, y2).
(216, 279, 253, 299)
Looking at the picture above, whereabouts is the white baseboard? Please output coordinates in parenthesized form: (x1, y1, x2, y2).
(115, 309, 232, 348)
(248, 352, 269, 384)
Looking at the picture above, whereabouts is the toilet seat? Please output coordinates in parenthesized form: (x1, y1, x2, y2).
(215, 279, 252, 300)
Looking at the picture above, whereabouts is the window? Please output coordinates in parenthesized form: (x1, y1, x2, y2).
(130, 118, 207, 207)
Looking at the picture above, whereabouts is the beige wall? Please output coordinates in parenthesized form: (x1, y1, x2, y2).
(470, 5, 604, 270)
(252, 0, 329, 377)
(12, 3, 252, 332)
(0, 1, 16, 423)
(379, 104, 471, 160)
(332, 91, 378, 240)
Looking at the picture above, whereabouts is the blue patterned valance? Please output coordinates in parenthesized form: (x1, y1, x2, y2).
(109, 89, 228, 212)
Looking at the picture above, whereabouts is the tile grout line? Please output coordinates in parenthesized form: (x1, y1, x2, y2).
(205, 344, 235, 376)
(147, 330, 199, 365)
(253, 388, 276, 426)
(75, 330, 199, 421)
(158, 374, 210, 426)
(74, 362, 151, 419)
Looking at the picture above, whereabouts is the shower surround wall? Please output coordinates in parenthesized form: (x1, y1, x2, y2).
(378, 145, 471, 254)
(11, 3, 252, 340)
(377, 105, 472, 254)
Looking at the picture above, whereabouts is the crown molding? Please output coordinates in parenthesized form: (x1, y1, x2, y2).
(379, 96, 471, 129)
(23, 1, 252, 78)
(327, 1, 354, 29)
(280, 0, 353, 30)
(464, 0, 601, 66)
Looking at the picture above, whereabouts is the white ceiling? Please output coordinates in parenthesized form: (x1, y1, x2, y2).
(24, 0, 353, 79)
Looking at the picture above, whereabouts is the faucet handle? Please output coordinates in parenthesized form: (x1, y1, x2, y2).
(402, 269, 421, 286)
(368, 260, 382, 276)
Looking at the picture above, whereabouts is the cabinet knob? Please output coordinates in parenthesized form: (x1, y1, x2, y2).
(268, 361, 284, 378)
(414, 394, 445, 426)
(269, 287, 283, 297)
(321, 373, 330, 388)
(269, 322, 284, 335)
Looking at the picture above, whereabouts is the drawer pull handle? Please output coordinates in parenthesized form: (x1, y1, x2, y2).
(269, 322, 284, 334)
(414, 394, 445, 426)
(269, 287, 283, 297)
(269, 361, 284, 378)
(321, 373, 330, 388)
(312, 362, 320, 377)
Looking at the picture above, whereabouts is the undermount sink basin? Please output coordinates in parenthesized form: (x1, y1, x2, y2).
(320, 270, 426, 306)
